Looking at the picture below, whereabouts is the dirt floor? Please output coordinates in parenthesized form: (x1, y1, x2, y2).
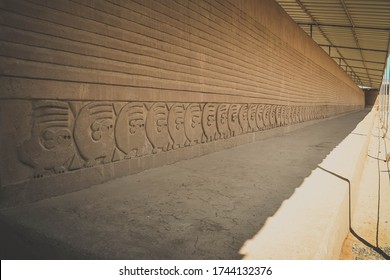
(0, 110, 372, 259)
(340, 114, 390, 260)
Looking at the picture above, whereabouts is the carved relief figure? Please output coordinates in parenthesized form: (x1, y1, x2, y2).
(116, 102, 151, 158)
(270, 105, 277, 128)
(295, 106, 300, 123)
(18, 101, 76, 177)
(185, 103, 204, 145)
(146, 103, 173, 153)
(276, 105, 282, 127)
(202, 103, 219, 142)
(228, 104, 242, 137)
(292, 106, 298, 123)
(217, 104, 230, 139)
(303, 106, 309, 121)
(281, 106, 286, 126)
(298, 107, 303, 122)
(248, 104, 257, 132)
(74, 102, 116, 166)
(256, 104, 265, 130)
(263, 105, 271, 129)
(168, 103, 189, 149)
(239, 104, 250, 133)
(286, 106, 292, 125)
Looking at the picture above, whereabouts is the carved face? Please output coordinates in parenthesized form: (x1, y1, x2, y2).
(156, 114, 168, 133)
(40, 129, 72, 150)
(240, 105, 248, 122)
(239, 104, 249, 132)
(185, 104, 202, 129)
(230, 110, 239, 122)
(202, 103, 218, 141)
(219, 107, 228, 125)
(191, 113, 201, 128)
(185, 103, 203, 143)
(263, 105, 271, 127)
(270, 105, 276, 125)
(116, 102, 150, 156)
(168, 104, 187, 148)
(91, 119, 114, 141)
(129, 118, 145, 134)
(145, 103, 171, 150)
(207, 114, 215, 126)
(249, 105, 256, 122)
(175, 115, 184, 130)
(120, 103, 147, 136)
(74, 102, 116, 162)
(276, 106, 282, 126)
(168, 104, 185, 131)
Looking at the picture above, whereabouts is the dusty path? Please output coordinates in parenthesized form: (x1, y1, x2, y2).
(340, 113, 390, 260)
(1, 110, 370, 259)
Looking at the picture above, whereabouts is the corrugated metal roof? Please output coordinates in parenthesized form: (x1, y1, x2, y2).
(275, 0, 390, 89)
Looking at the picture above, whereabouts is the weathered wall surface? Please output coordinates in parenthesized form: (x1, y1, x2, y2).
(0, 0, 364, 203)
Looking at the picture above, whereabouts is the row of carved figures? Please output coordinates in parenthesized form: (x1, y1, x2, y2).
(17, 100, 361, 178)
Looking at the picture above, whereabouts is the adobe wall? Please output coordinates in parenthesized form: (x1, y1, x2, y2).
(0, 0, 364, 204)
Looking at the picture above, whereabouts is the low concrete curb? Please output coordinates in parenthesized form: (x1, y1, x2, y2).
(240, 108, 376, 259)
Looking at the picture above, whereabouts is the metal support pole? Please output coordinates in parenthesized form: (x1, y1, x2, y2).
(386, 67, 389, 131)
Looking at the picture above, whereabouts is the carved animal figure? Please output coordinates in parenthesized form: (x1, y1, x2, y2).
(270, 105, 277, 128)
(202, 103, 219, 142)
(146, 103, 173, 153)
(263, 105, 271, 129)
(74, 102, 116, 166)
(248, 104, 257, 132)
(256, 104, 265, 130)
(217, 104, 230, 139)
(17, 101, 75, 177)
(228, 104, 242, 137)
(239, 104, 249, 133)
(281, 106, 286, 126)
(185, 103, 204, 145)
(116, 102, 151, 158)
(285, 106, 291, 125)
(168, 103, 189, 149)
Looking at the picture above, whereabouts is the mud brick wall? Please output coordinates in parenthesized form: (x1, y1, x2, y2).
(0, 0, 364, 204)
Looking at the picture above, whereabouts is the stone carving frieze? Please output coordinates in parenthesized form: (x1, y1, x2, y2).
(16, 100, 361, 179)
(74, 102, 117, 166)
(116, 102, 151, 158)
(17, 101, 76, 178)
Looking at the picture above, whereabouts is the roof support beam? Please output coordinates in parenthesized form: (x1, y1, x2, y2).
(352, 71, 383, 77)
(331, 57, 384, 65)
(339, 0, 372, 86)
(293, 0, 360, 86)
(319, 44, 387, 53)
(297, 22, 390, 31)
(348, 66, 384, 72)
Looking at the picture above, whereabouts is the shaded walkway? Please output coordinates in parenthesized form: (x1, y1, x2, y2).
(0, 109, 371, 259)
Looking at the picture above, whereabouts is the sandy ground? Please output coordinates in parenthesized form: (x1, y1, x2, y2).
(0, 110, 371, 259)
(340, 114, 390, 260)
